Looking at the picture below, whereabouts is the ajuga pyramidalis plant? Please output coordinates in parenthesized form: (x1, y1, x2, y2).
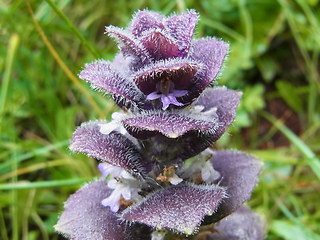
(55, 10, 264, 240)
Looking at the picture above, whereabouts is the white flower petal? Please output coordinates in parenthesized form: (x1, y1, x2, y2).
(107, 179, 118, 189)
(99, 122, 119, 135)
(169, 173, 183, 185)
(121, 187, 132, 200)
(101, 190, 122, 212)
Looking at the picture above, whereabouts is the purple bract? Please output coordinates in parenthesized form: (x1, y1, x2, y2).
(55, 9, 264, 240)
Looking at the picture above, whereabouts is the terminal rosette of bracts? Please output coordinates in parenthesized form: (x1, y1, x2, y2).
(55, 10, 265, 240)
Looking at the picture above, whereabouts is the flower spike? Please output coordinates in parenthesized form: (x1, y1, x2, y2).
(57, 9, 264, 240)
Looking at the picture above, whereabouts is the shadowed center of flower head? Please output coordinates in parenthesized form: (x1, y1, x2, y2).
(134, 62, 199, 110)
(146, 76, 188, 110)
(160, 76, 172, 96)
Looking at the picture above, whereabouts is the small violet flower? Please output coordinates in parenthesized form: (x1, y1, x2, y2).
(55, 9, 264, 240)
(146, 87, 188, 110)
(98, 163, 143, 212)
(179, 149, 220, 184)
(98, 163, 123, 179)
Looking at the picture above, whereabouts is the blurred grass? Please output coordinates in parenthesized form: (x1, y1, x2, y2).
(0, 0, 319, 239)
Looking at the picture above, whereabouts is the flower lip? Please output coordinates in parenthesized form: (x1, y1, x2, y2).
(146, 80, 189, 110)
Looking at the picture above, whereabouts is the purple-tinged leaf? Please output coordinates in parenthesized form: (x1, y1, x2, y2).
(79, 60, 149, 110)
(55, 181, 152, 240)
(123, 87, 241, 140)
(106, 26, 151, 63)
(129, 10, 164, 37)
(194, 87, 242, 137)
(183, 38, 229, 103)
(164, 10, 199, 57)
(203, 151, 262, 224)
(121, 183, 225, 235)
(69, 121, 150, 176)
(123, 88, 241, 163)
(188, 38, 229, 82)
(141, 31, 180, 60)
(207, 206, 265, 240)
(133, 60, 199, 95)
(123, 112, 217, 139)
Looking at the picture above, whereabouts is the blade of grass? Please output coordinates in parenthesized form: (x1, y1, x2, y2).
(44, 0, 101, 59)
(248, 149, 299, 164)
(238, 0, 252, 52)
(278, 0, 320, 92)
(31, 212, 49, 240)
(176, 0, 186, 12)
(296, 0, 320, 36)
(296, 0, 320, 124)
(22, 189, 36, 240)
(0, 159, 72, 181)
(26, 1, 105, 118)
(308, 82, 317, 123)
(11, 151, 19, 240)
(261, 111, 320, 179)
(0, 178, 89, 190)
(0, 34, 20, 237)
(201, 17, 245, 42)
(276, 199, 320, 240)
(0, 34, 19, 132)
(267, 12, 286, 43)
(0, 208, 9, 240)
(278, 0, 310, 63)
(271, 220, 319, 240)
(0, 140, 69, 174)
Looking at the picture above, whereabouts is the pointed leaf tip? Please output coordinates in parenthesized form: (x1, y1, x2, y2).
(55, 181, 152, 240)
(121, 183, 225, 235)
(208, 206, 265, 240)
(70, 121, 150, 176)
(203, 150, 262, 224)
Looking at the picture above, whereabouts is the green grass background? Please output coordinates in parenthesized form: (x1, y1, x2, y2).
(1, 0, 320, 239)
